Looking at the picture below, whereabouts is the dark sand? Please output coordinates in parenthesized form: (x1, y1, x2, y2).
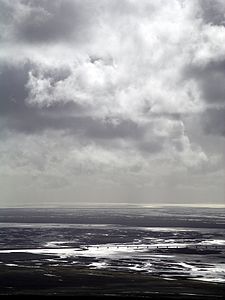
(0, 264, 224, 298)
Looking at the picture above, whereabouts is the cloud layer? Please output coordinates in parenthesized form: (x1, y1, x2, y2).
(0, 0, 224, 206)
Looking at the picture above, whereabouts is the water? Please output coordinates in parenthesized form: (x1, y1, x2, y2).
(0, 207, 224, 284)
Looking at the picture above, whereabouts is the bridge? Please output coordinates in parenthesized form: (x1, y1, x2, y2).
(82, 244, 224, 250)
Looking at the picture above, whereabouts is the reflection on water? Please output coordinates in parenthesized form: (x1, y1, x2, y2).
(0, 207, 224, 284)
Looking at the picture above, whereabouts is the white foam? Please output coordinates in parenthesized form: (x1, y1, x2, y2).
(1, 244, 224, 284)
(200, 240, 225, 246)
(88, 261, 108, 269)
(128, 264, 144, 271)
(45, 241, 71, 248)
(193, 277, 225, 283)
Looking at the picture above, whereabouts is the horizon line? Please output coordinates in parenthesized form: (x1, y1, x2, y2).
(0, 203, 224, 209)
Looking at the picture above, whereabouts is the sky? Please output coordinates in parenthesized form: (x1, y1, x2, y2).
(0, 0, 224, 207)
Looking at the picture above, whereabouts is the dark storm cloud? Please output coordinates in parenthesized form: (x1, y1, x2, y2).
(199, 0, 225, 27)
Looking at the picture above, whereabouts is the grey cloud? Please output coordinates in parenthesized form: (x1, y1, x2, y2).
(31, 65, 72, 84)
(0, 0, 224, 205)
(78, 118, 144, 141)
(4, 109, 166, 155)
(183, 59, 225, 137)
(139, 139, 164, 154)
(185, 59, 225, 104)
(0, 61, 145, 143)
(0, 56, 170, 156)
(199, 0, 225, 27)
(1, 0, 160, 46)
(14, 0, 97, 44)
(0, 60, 73, 117)
(0, 59, 186, 159)
(197, 60, 225, 104)
(201, 74, 225, 105)
(203, 107, 225, 136)
(0, 0, 98, 45)
(147, 112, 182, 121)
(0, 1, 14, 35)
(0, 61, 71, 115)
(5, 111, 145, 143)
(0, 62, 30, 115)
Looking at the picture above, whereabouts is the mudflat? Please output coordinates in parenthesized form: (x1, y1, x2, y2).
(0, 264, 224, 299)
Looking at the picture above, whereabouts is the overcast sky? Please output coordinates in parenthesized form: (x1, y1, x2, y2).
(0, 0, 224, 207)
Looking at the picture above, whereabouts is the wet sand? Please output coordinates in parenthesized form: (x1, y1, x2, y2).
(0, 264, 224, 298)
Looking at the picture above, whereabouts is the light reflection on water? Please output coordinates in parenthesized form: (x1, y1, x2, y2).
(0, 234, 224, 283)
(0, 207, 224, 284)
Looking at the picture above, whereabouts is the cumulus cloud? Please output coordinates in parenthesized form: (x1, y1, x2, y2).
(0, 0, 224, 205)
